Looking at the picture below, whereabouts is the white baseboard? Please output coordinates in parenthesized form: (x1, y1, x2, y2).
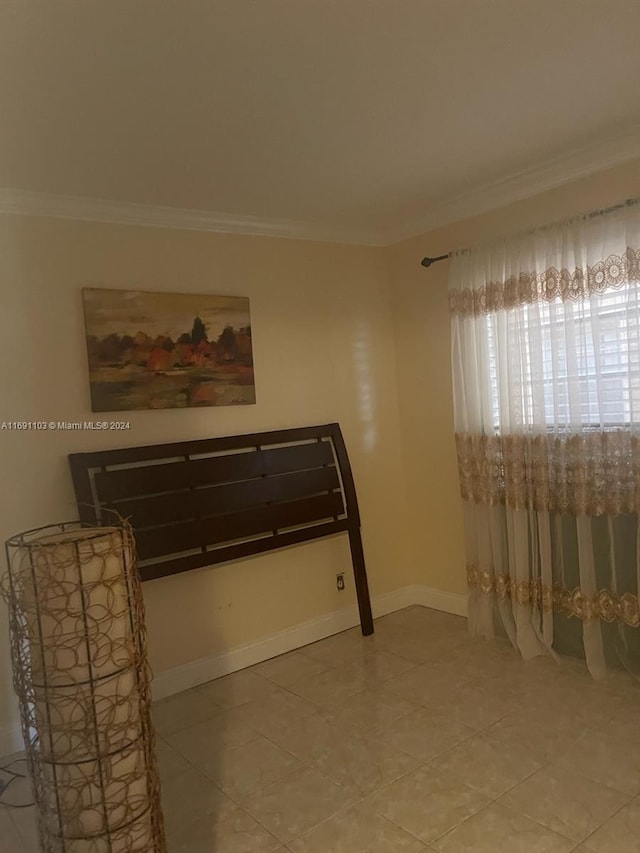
(413, 584, 468, 618)
(0, 584, 468, 753)
(151, 583, 467, 701)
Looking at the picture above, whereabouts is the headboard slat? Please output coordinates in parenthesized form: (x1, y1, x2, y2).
(114, 466, 342, 528)
(94, 440, 335, 502)
(134, 492, 345, 560)
(142, 518, 351, 582)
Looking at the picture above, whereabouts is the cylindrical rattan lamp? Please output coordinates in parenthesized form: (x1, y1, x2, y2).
(3, 519, 166, 852)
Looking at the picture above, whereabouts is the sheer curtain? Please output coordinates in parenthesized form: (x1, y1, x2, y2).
(450, 201, 640, 679)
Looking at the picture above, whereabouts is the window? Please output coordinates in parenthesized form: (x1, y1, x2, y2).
(486, 284, 640, 429)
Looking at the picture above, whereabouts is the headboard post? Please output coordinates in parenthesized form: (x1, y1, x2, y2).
(330, 425, 373, 635)
(347, 528, 374, 635)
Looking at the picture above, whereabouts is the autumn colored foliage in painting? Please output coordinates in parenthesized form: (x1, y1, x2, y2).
(86, 320, 253, 372)
(82, 289, 256, 412)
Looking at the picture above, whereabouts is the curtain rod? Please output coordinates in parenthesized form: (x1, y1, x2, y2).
(420, 196, 640, 270)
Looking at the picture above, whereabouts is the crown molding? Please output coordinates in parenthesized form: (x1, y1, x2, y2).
(382, 124, 640, 244)
(0, 187, 383, 246)
(1, 125, 638, 247)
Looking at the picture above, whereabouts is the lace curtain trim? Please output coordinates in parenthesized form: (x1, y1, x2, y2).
(456, 430, 640, 516)
(449, 247, 640, 318)
(467, 564, 640, 628)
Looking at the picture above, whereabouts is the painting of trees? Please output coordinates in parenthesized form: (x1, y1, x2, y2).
(82, 289, 256, 412)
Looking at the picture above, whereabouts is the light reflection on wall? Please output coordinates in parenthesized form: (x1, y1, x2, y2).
(352, 320, 378, 453)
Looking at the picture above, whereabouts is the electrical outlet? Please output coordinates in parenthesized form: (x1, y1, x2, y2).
(336, 573, 345, 591)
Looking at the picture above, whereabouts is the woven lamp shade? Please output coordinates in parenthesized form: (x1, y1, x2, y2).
(3, 520, 166, 852)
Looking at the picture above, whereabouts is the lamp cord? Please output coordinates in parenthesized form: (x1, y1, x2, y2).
(0, 759, 35, 808)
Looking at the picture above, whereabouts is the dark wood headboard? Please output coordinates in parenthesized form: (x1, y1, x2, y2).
(69, 423, 373, 635)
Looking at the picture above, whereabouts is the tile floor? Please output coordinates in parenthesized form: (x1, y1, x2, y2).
(1, 605, 640, 852)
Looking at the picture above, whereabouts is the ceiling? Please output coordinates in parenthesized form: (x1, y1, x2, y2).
(1, 0, 640, 245)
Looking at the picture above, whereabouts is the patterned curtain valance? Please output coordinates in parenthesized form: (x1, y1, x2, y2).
(449, 247, 640, 318)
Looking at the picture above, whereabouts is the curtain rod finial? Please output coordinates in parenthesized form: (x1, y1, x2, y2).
(421, 253, 449, 269)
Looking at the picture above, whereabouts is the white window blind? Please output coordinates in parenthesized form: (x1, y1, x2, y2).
(486, 283, 640, 430)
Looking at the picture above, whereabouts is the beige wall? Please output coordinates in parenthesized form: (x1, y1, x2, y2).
(2, 157, 639, 744)
(0, 216, 413, 741)
(388, 158, 640, 597)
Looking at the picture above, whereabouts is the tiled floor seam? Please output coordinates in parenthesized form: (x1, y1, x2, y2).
(237, 751, 434, 847)
(567, 791, 638, 850)
(496, 797, 592, 845)
(417, 762, 570, 850)
(493, 763, 633, 843)
(245, 778, 363, 848)
(198, 753, 305, 806)
(280, 800, 417, 850)
(484, 756, 553, 799)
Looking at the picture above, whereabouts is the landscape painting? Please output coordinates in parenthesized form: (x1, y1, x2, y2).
(82, 288, 256, 412)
